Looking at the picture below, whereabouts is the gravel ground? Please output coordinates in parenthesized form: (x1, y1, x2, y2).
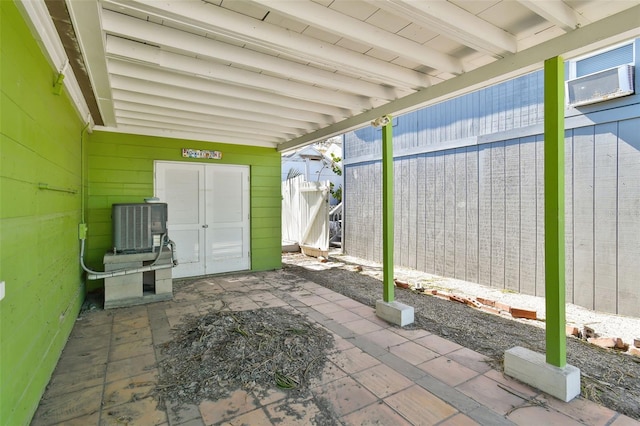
(283, 251, 640, 420)
(335, 253, 640, 348)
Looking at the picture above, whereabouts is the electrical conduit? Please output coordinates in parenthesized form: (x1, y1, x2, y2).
(80, 234, 178, 280)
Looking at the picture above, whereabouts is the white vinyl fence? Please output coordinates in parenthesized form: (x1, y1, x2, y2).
(282, 176, 330, 256)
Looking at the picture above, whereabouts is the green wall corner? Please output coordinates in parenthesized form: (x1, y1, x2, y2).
(1, 3, 85, 424)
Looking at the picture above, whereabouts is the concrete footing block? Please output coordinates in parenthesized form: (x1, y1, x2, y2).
(376, 300, 414, 327)
(504, 346, 580, 402)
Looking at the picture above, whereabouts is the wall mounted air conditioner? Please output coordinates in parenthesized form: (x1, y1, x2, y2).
(566, 64, 635, 108)
(112, 203, 168, 253)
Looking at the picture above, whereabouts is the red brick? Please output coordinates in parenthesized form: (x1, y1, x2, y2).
(465, 298, 483, 309)
(510, 308, 537, 320)
(566, 326, 580, 337)
(587, 337, 616, 349)
(433, 291, 450, 300)
(615, 338, 629, 351)
(394, 279, 410, 289)
(494, 301, 510, 312)
(426, 289, 438, 295)
(476, 297, 495, 307)
(480, 306, 500, 315)
(449, 295, 466, 304)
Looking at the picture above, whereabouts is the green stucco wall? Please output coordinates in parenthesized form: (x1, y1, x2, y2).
(0, 2, 85, 424)
(85, 132, 282, 289)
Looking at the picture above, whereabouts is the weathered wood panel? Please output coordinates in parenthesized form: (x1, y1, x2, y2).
(535, 135, 546, 296)
(444, 151, 457, 277)
(343, 166, 354, 257)
(416, 155, 427, 271)
(455, 148, 467, 280)
(505, 139, 520, 292)
(373, 162, 383, 263)
(519, 137, 537, 295)
(346, 72, 546, 164)
(343, 105, 639, 315)
(400, 158, 410, 267)
(478, 145, 492, 286)
(564, 130, 574, 304)
(617, 118, 640, 316)
(491, 141, 506, 288)
(466, 147, 479, 283)
(572, 126, 595, 309)
(408, 156, 418, 269)
(425, 154, 436, 272)
(594, 122, 618, 313)
(352, 165, 362, 260)
(434, 152, 446, 275)
(393, 159, 402, 265)
(363, 164, 375, 261)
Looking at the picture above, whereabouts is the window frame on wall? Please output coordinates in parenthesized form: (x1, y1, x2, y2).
(566, 41, 635, 80)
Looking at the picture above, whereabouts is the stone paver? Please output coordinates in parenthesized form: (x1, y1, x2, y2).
(312, 376, 378, 416)
(385, 385, 459, 425)
(31, 268, 632, 426)
(352, 363, 414, 398)
(418, 355, 480, 387)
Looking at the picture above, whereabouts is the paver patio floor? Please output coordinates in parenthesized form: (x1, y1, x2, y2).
(31, 269, 638, 425)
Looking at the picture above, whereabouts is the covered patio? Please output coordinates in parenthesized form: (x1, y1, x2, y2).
(31, 256, 633, 425)
(3, 1, 640, 424)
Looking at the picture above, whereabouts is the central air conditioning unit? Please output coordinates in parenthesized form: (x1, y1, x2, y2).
(112, 202, 168, 253)
(566, 64, 635, 108)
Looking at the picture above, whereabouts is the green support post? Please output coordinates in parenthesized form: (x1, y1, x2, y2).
(544, 56, 566, 368)
(381, 116, 395, 302)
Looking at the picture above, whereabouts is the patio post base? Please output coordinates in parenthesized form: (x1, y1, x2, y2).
(376, 300, 414, 327)
(504, 346, 580, 402)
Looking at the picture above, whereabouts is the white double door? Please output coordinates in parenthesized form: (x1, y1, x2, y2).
(155, 161, 250, 278)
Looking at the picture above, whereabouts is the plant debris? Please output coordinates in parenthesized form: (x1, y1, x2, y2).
(154, 307, 334, 407)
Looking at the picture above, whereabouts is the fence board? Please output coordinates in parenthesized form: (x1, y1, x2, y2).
(416, 155, 427, 271)
(444, 151, 457, 277)
(434, 152, 446, 276)
(343, 105, 637, 315)
(478, 145, 492, 286)
(535, 135, 546, 296)
(401, 158, 410, 267)
(408, 156, 418, 269)
(519, 137, 537, 295)
(572, 127, 595, 308)
(617, 118, 640, 316)
(393, 160, 401, 265)
(425, 154, 436, 272)
(594, 122, 618, 313)
(564, 130, 575, 304)
(455, 148, 467, 280)
(491, 141, 506, 288)
(505, 139, 520, 291)
(466, 147, 479, 283)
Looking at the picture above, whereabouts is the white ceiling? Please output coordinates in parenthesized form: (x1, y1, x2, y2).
(52, 1, 640, 151)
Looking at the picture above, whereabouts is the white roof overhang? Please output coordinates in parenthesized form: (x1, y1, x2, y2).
(18, 0, 640, 152)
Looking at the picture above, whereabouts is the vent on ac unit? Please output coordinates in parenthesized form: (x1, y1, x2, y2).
(566, 64, 635, 108)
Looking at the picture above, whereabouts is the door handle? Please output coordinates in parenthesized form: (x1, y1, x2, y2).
(202, 224, 209, 228)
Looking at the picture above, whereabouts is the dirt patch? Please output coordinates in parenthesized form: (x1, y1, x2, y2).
(282, 256, 640, 420)
(154, 307, 335, 413)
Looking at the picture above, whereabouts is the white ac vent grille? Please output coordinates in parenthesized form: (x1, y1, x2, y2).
(566, 64, 634, 108)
